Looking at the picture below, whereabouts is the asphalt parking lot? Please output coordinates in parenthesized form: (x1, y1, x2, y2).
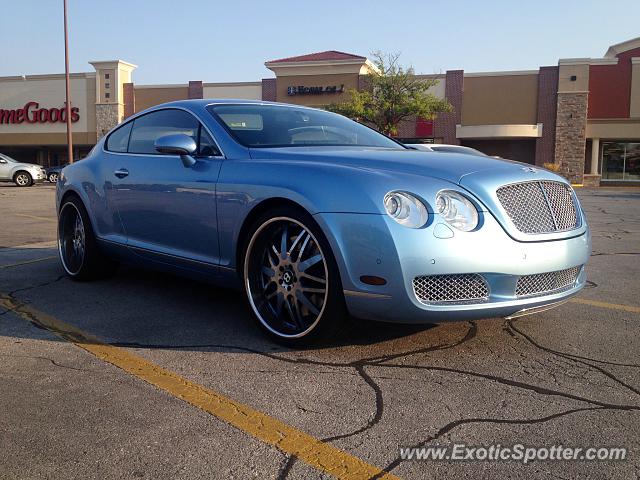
(1, 183, 639, 479)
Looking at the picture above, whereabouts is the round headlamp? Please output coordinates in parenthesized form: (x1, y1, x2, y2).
(384, 191, 428, 228)
(435, 190, 479, 232)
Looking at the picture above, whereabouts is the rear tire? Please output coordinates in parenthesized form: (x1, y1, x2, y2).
(48, 173, 59, 183)
(242, 206, 346, 346)
(13, 171, 33, 187)
(58, 196, 117, 281)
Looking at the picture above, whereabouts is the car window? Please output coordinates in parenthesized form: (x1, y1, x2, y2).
(105, 122, 133, 153)
(128, 109, 200, 155)
(198, 125, 221, 156)
(208, 104, 402, 149)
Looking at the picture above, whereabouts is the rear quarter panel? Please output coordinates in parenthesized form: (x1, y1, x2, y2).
(57, 141, 125, 243)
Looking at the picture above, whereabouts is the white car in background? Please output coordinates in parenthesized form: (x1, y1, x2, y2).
(0, 153, 46, 187)
(406, 144, 490, 157)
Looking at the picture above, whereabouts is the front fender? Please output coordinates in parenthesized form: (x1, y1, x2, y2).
(215, 158, 464, 270)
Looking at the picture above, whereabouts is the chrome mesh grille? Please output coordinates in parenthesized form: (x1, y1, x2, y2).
(541, 181, 578, 230)
(413, 274, 489, 305)
(496, 181, 578, 234)
(516, 266, 581, 298)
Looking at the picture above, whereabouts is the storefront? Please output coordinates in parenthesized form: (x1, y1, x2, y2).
(601, 141, 640, 181)
(1, 39, 640, 185)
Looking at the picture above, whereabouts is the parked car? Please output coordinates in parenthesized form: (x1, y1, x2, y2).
(56, 100, 591, 345)
(406, 143, 489, 156)
(45, 164, 67, 183)
(0, 153, 46, 186)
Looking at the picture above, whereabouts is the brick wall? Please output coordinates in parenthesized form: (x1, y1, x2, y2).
(534, 66, 558, 166)
(554, 92, 588, 183)
(434, 70, 463, 144)
(188, 81, 203, 99)
(262, 78, 276, 101)
(396, 115, 417, 138)
(123, 82, 135, 119)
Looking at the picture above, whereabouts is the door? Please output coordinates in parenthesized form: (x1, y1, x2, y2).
(107, 108, 224, 266)
(0, 155, 12, 180)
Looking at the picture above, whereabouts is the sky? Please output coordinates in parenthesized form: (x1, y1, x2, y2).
(1, 0, 639, 84)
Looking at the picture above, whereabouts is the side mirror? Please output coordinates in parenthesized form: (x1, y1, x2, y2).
(154, 134, 197, 168)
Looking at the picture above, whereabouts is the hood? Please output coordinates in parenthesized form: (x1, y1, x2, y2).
(248, 146, 531, 184)
(15, 162, 43, 169)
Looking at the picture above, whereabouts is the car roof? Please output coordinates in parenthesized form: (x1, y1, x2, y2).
(149, 98, 321, 110)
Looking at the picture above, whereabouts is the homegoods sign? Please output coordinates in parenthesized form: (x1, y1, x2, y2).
(0, 101, 80, 124)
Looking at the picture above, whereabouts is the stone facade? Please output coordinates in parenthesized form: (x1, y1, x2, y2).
(96, 103, 123, 139)
(554, 92, 588, 184)
(583, 174, 602, 187)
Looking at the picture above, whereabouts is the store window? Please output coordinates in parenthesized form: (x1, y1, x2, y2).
(602, 142, 640, 181)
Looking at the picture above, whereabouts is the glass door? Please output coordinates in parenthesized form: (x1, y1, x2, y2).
(602, 142, 625, 180)
(602, 141, 640, 181)
(625, 143, 640, 181)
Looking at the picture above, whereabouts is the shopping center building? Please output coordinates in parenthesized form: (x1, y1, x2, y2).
(1, 37, 639, 186)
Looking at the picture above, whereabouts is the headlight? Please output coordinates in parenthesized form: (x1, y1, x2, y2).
(384, 191, 428, 228)
(435, 190, 479, 232)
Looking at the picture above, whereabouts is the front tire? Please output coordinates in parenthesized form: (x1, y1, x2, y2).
(48, 173, 59, 183)
(58, 196, 117, 281)
(13, 171, 33, 187)
(242, 207, 345, 346)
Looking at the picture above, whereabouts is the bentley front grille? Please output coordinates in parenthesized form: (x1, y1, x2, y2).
(412, 274, 489, 305)
(496, 181, 578, 234)
(516, 266, 582, 298)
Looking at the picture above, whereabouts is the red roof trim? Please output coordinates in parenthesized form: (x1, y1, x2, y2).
(267, 50, 367, 64)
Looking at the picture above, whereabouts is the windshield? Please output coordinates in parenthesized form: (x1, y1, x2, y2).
(208, 104, 403, 149)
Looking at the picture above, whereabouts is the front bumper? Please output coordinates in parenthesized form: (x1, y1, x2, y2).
(315, 211, 591, 324)
(31, 169, 47, 183)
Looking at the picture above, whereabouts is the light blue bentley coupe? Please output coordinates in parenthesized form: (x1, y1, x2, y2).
(56, 100, 591, 344)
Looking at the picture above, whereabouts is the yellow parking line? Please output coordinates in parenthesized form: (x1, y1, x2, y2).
(0, 293, 399, 480)
(0, 256, 57, 269)
(570, 298, 640, 314)
(14, 213, 56, 223)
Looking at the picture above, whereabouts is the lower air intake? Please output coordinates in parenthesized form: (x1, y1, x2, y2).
(413, 274, 489, 305)
(516, 266, 581, 298)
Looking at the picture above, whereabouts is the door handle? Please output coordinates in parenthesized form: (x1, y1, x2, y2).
(114, 168, 129, 178)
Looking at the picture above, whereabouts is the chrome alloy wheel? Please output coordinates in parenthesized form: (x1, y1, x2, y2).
(15, 173, 30, 186)
(49, 173, 59, 183)
(245, 217, 329, 338)
(58, 202, 86, 275)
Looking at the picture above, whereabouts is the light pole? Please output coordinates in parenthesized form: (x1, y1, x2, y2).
(63, 0, 73, 163)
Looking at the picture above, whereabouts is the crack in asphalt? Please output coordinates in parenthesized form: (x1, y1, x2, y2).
(507, 319, 640, 390)
(372, 407, 609, 478)
(3, 253, 639, 479)
(7, 275, 65, 297)
(0, 353, 98, 373)
(93, 320, 640, 479)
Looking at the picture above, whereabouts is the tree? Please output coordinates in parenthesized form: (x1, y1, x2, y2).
(327, 52, 452, 136)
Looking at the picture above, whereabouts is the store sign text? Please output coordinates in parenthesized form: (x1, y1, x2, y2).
(0, 102, 80, 125)
(287, 84, 345, 96)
